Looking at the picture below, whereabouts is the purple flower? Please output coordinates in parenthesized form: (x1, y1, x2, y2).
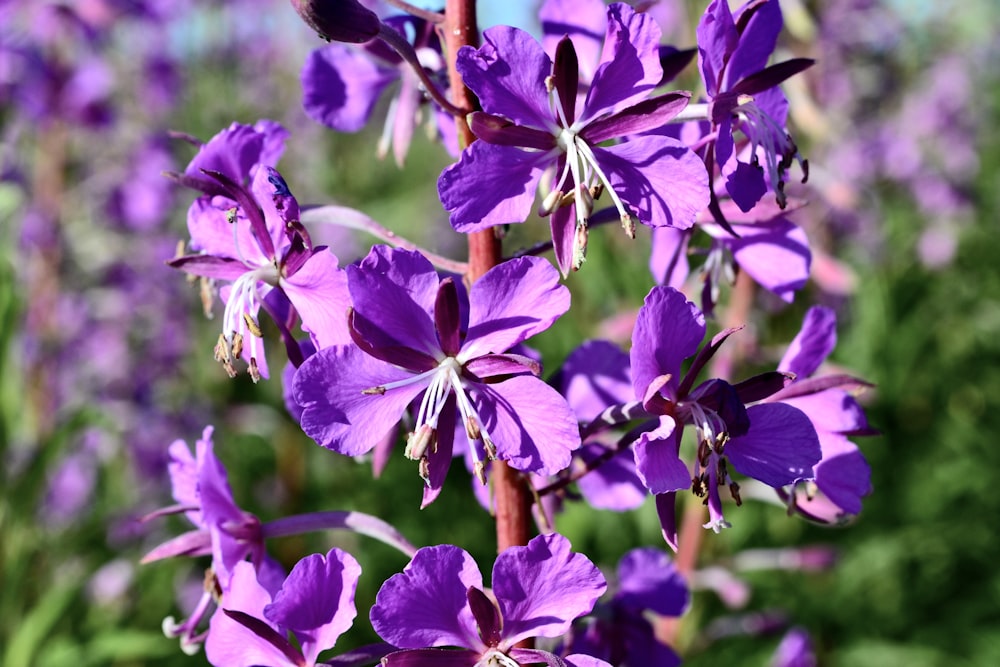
(629, 286, 820, 541)
(206, 549, 364, 667)
(696, 0, 811, 210)
(170, 165, 351, 381)
(438, 2, 709, 275)
(769, 306, 874, 523)
(370, 533, 610, 667)
(294, 247, 580, 506)
(771, 627, 816, 667)
(564, 548, 689, 667)
(142, 426, 283, 652)
(302, 14, 457, 165)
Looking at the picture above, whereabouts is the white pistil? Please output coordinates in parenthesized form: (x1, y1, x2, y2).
(476, 649, 520, 667)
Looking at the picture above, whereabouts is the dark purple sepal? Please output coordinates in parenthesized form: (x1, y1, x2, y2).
(166, 254, 248, 281)
(640, 374, 675, 415)
(162, 170, 230, 199)
(583, 91, 691, 144)
(323, 643, 398, 667)
(280, 236, 312, 278)
(140, 529, 211, 563)
(509, 648, 569, 666)
(655, 492, 679, 552)
(467, 586, 502, 647)
(658, 46, 697, 85)
(261, 289, 305, 368)
(464, 353, 541, 380)
(381, 648, 480, 667)
(435, 278, 462, 357)
(766, 374, 874, 403)
(289, 0, 381, 44)
(676, 326, 743, 398)
(733, 0, 771, 35)
(733, 371, 793, 403)
(348, 309, 439, 372)
(689, 379, 750, 437)
(200, 168, 276, 260)
(223, 609, 307, 666)
(552, 36, 580, 126)
(468, 112, 555, 150)
(730, 58, 815, 97)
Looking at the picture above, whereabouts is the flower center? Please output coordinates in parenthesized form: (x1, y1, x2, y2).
(733, 97, 807, 208)
(475, 649, 520, 667)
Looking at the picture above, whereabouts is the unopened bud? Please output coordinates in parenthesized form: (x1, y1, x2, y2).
(288, 0, 381, 44)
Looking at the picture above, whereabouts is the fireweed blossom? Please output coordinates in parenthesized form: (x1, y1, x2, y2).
(625, 286, 820, 544)
(438, 2, 710, 275)
(302, 14, 458, 166)
(294, 246, 581, 506)
(696, 0, 812, 211)
(142, 426, 416, 653)
(767, 306, 874, 523)
(170, 165, 351, 381)
(205, 550, 386, 667)
(370, 533, 611, 667)
(563, 548, 690, 667)
(141, 426, 283, 653)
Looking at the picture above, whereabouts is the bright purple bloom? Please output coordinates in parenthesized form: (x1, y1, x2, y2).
(564, 548, 689, 667)
(629, 286, 820, 541)
(206, 549, 368, 667)
(170, 165, 351, 381)
(141, 426, 283, 653)
(438, 2, 709, 275)
(302, 14, 457, 166)
(371, 533, 610, 667)
(771, 627, 816, 667)
(769, 306, 874, 522)
(294, 246, 580, 506)
(697, 0, 811, 211)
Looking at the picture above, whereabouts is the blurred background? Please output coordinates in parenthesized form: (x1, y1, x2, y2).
(1, 0, 999, 665)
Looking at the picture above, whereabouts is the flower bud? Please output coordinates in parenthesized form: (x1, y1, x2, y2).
(288, 0, 380, 44)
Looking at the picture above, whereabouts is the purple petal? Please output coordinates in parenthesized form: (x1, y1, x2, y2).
(440, 141, 549, 232)
(549, 205, 576, 278)
(717, 218, 811, 302)
(726, 403, 821, 488)
(616, 548, 689, 617)
(185, 197, 263, 264)
(634, 418, 690, 494)
(472, 377, 580, 476)
(656, 492, 679, 551)
(264, 549, 361, 664)
(649, 227, 691, 288)
(494, 534, 606, 646)
(420, 395, 457, 509)
(577, 443, 646, 511)
(370, 545, 483, 650)
(592, 137, 709, 230)
(282, 249, 352, 349)
(771, 627, 815, 667)
(302, 44, 396, 132)
(813, 432, 871, 515)
(206, 562, 291, 667)
(294, 345, 425, 456)
(630, 286, 705, 402)
(348, 246, 441, 357)
(782, 389, 870, 435)
(185, 122, 264, 184)
(463, 257, 569, 359)
(540, 0, 607, 82)
(563, 655, 614, 667)
(168, 254, 248, 281)
(381, 648, 480, 667)
(583, 4, 663, 120)
(560, 340, 632, 422)
(582, 92, 691, 144)
(457, 26, 553, 129)
(696, 0, 738, 96)
(727, 0, 783, 87)
(778, 306, 837, 379)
